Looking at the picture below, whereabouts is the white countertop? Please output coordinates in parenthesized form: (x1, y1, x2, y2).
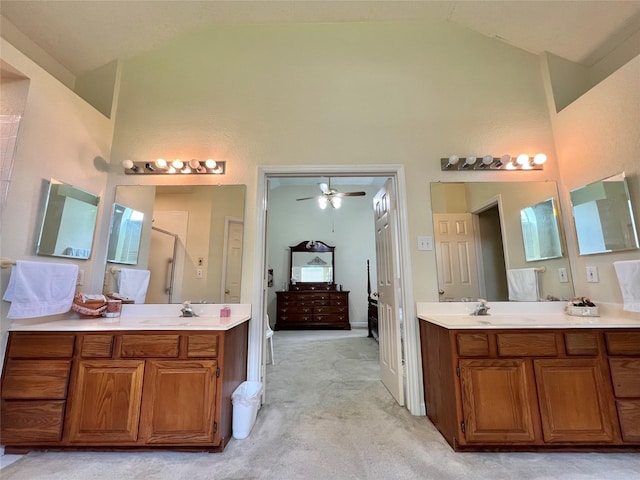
(416, 302, 640, 330)
(8, 303, 252, 332)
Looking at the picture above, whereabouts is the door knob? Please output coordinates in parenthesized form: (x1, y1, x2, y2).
(225, 289, 230, 294)
(438, 289, 444, 295)
(373, 292, 379, 298)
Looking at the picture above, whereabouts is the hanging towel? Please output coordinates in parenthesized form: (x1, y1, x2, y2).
(507, 268, 540, 301)
(117, 268, 151, 304)
(614, 260, 640, 312)
(2, 260, 78, 318)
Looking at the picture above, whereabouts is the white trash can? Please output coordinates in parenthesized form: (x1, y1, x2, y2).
(231, 381, 263, 440)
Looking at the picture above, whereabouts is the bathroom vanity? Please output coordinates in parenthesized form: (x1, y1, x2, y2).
(417, 303, 640, 451)
(0, 305, 250, 453)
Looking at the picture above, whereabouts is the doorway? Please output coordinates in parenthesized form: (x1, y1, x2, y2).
(475, 204, 508, 301)
(250, 164, 424, 416)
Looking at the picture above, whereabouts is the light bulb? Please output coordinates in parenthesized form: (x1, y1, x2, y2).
(155, 158, 167, 169)
(172, 159, 184, 169)
(533, 153, 547, 165)
(516, 154, 530, 165)
(122, 159, 134, 169)
(482, 155, 493, 166)
(205, 159, 217, 169)
(448, 155, 459, 165)
(318, 197, 328, 209)
(506, 161, 517, 170)
(189, 159, 200, 169)
(333, 197, 342, 209)
(465, 156, 477, 167)
(167, 166, 176, 174)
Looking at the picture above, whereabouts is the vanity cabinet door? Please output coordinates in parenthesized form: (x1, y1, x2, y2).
(140, 360, 218, 444)
(67, 360, 145, 443)
(459, 359, 538, 443)
(534, 359, 615, 443)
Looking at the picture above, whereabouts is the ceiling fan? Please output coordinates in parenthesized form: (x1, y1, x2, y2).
(296, 179, 366, 209)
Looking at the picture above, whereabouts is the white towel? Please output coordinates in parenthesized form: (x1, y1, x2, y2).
(117, 268, 150, 304)
(2, 260, 78, 318)
(614, 260, 640, 312)
(507, 268, 540, 301)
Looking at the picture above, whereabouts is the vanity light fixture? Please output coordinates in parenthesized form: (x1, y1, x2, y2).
(440, 153, 546, 171)
(122, 158, 226, 175)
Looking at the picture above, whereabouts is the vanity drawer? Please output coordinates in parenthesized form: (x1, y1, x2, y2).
(80, 335, 114, 358)
(8, 333, 75, 358)
(457, 333, 490, 357)
(1, 360, 71, 399)
(605, 332, 640, 355)
(187, 334, 219, 358)
(617, 400, 640, 442)
(565, 332, 599, 356)
(609, 359, 640, 397)
(497, 333, 558, 357)
(0, 400, 66, 443)
(119, 334, 180, 358)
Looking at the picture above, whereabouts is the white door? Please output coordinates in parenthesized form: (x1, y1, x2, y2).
(433, 213, 480, 302)
(222, 218, 243, 303)
(373, 178, 404, 406)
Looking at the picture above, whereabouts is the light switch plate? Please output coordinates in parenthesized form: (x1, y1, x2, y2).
(196, 268, 203, 279)
(586, 266, 599, 283)
(417, 236, 433, 251)
(558, 268, 568, 283)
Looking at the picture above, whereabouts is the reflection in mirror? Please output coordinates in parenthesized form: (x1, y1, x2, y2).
(431, 182, 574, 302)
(106, 203, 144, 265)
(570, 172, 639, 255)
(520, 198, 563, 261)
(37, 178, 99, 259)
(106, 185, 246, 303)
(288, 240, 335, 289)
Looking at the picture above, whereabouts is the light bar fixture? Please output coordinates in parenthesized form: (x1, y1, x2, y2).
(441, 153, 546, 171)
(122, 158, 226, 175)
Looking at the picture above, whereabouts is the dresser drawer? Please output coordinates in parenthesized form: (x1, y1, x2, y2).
(315, 306, 347, 315)
(457, 333, 490, 357)
(187, 334, 219, 358)
(329, 296, 348, 306)
(119, 334, 180, 358)
(606, 332, 640, 355)
(278, 305, 313, 314)
(497, 333, 558, 357)
(609, 358, 640, 397)
(1, 360, 71, 399)
(8, 333, 75, 358)
(315, 314, 348, 323)
(278, 314, 313, 323)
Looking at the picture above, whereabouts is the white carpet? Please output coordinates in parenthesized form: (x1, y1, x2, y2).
(1, 329, 639, 479)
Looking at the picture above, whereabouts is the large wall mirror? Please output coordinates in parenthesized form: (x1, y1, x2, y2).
(431, 181, 574, 302)
(105, 184, 246, 304)
(37, 178, 100, 259)
(570, 172, 639, 255)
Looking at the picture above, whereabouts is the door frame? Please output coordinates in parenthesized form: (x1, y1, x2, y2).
(250, 164, 424, 416)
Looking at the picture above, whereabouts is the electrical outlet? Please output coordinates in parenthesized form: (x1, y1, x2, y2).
(586, 266, 599, 283)
(77, 270, 85, 286)
(196, 268, 203, 279)
(417, 236, 433, 251)
(558, 268, 568, 283)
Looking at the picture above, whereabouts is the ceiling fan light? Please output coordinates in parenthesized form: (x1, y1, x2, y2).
(332, 197, 342, 209)
(318, 196, 328, 209)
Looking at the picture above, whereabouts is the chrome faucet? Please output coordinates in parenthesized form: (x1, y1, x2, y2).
(470, 299, 490, 316)
(180, 301, 198, 317)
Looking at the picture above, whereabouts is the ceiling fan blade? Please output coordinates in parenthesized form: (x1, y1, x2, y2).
(296, 195, 323, 201)
(336, 191, 366, 197)
(318, 183, 330, 194)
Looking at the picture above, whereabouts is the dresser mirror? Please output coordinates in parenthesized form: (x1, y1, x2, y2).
(36, 178, 99, 259)
(520, 197, 563, 261)
(430, 181, 574, 302)
(289, 240, 335, 288)
(106, 184, 245, 303)
(106, 203, 144, 265)
(570, 172, 639, 255)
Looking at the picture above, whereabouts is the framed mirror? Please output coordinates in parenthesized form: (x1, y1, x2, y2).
(570, 172, 639, 255)
(289, 240, 335, 288)
(106, 185, 246, 304)
(106, 203, 144, 265)
(430, 181, 574, 302)
(37, 178, 99, 259)
(520, 197, 563, 261)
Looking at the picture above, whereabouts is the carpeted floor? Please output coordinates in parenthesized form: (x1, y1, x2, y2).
(1, 329, 639, 479)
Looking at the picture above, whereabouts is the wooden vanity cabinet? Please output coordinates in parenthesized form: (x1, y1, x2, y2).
(420, 322, 636, 451)
(1, 323, 248, 453)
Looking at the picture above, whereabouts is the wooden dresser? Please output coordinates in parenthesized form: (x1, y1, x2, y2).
(275, 284, 350, 330)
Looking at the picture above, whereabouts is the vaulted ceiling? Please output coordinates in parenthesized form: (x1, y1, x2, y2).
(2, 0, 640, 76)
